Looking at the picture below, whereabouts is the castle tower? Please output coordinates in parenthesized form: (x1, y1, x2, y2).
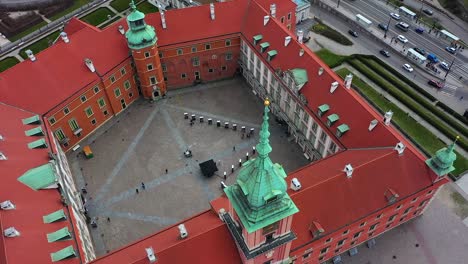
(426, 136, 458, 180)
(224, 99, 299, 264)
(125, 0, 166, 100)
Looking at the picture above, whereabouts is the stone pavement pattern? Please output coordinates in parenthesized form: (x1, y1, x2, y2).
(68, 78, 310, 255)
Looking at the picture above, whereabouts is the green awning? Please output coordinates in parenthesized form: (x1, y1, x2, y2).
(18, 162, 57, 190)
(318, 104, 330, 113)
(22, 115, 41, 125)
(43, 209, 66, 224)
(28, 138, 47, 149)
(260, 42, 270, 52)
(327, 114, 340, 123)
(337, 124, 350, 134)
(47, 227, 72, 242)
(25, 126, 44, 136)
(253, 34, 263, 44)
(50, 246, 76, 262)
(290, 68, 308, 86)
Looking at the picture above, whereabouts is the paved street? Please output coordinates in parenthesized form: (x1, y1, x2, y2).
(67, 78, 310, 256)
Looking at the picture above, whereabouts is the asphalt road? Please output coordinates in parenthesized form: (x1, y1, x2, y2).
(338, 0, 468, 80)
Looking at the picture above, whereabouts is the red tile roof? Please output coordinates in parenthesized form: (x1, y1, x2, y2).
(91, 210, 241, 264)
(0, 103, 80, 264)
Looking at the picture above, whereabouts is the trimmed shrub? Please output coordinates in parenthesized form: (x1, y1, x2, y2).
(311, 21, 353, 46)
(0, 57, 19, 73)
(315, 49, 349, 68)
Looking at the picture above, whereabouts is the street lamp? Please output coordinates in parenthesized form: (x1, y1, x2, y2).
(444, 57, 456, 81)
(416, 1, 424, 23)
(384, 15, 391, 38)
(337, 0, 341, 8)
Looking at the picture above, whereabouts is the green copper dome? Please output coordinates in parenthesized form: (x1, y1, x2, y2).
(224, 99, 298, 233)
(125, 0, 157, 49)
(426, 137, 458, 177)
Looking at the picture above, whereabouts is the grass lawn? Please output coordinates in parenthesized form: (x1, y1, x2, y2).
(9, 20, 48, 42)
(0, 57, 20, 73)
(311, 20, 353, 46)
(336, 67, 468, 176)
(99, 16, 122, 29)
(50, 0, 92, 21)
(19, 31, 61, 59)
(315, 49, 349, 68)
(111, 0, 132, 12)
(137, 1, 159, 14)
(81, 7, 116, 26)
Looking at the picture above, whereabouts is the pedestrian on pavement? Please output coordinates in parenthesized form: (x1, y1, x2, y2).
(136, 188, 139, 194)
(165, 168, 168, 174)
(141, 182, 146, 190)
(460, 96, 464, 101)
(107, 217, 110, 222)
(233, 146, 236, 151)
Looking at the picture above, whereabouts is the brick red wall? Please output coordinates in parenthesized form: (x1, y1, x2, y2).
(159, 34, 241, 89)
(132, 44, 166, 99)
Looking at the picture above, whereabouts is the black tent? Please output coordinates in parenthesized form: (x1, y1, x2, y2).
(199, 159, 218, 177)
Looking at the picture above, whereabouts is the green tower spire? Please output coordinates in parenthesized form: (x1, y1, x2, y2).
(125, 0, 157, 49)
(224, 99, 299, 233)
(426, 136, 458, 176)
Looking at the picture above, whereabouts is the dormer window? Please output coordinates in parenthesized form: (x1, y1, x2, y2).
(327, 114, 339, 127)
(318, 104, 329, 117)
(253, 34, 263, 45)
(266, 195, 278, 204)
(260, 42, 270, 53)
(267, 50, 277, 61)
(336, 124, 349, 137)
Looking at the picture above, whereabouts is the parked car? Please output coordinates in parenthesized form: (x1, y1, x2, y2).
(428, 79, 443, 89)
(413, 47, 426, 56)
(423, 9, 433, 16)
(397, 35, 408, 43)
(415, 27, 425, 34)
(348, 30, 359, 37)
(390, 13, 401, 20)
(380, 49, 390, 57)
(427, 53, 439, 63)
(378, 23, 388, 31)
(439, 61, 450, 71)
(402, 63, 414, 72)
(445, 46, 456, 54)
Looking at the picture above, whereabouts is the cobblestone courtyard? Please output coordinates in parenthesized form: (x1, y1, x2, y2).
(68, 78, 310, 255)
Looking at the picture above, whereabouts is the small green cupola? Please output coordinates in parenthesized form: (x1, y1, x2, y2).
(425, 136, 458, 176)
(224, 99, 299, 233)
(125, 0, 157, 49)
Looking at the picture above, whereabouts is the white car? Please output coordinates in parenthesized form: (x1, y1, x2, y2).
(403, 64, 414, 72)
(397, 35, 408, 43)
(390, 13, 401, 20)
(439, 61, 450, 71)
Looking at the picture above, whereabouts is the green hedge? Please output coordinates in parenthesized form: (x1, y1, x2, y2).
(110, 0, 131, 12)
(0, 57, 20, 73)
(315, 49, 349, 68)
(357, 57, 468, 138)
(137, 1, 159, 14)
(336, 67, 467, 176)
(348, 59, 468, 151)
(81, 7, 115, 26)
(311, 21, 353, 46)
(19, 31, 60, 59)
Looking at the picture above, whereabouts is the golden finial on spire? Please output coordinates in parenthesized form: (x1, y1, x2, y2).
(264, 98, 270, 106)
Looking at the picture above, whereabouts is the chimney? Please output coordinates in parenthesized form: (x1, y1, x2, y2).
(299, 49, 305, 56)
(218, 208, 226, 221)
(0, 200, 15, 210)
(145, 247, 156, 263)
(343, 164, 353, 178)
(330, 81, 339, 93)
(25, 50, 36, 62)
(284, 36, 292, 46)
(178, 224, 188, 239)
(270, 4, 276, 18)
(0, 152, 6, 161)
(3, 227, 20, 237)
(384, 111, 393, 125)
(160, 11, 167, 29)
(264, 15, 270, 26)
(394, 142, 406, 155)
(210, 3, 215, 20)
(60, 32, 69, 43)
(344, 73, 353, 89)
(368, 119, 378, 131)
(84, 58, 96, 73)
(318, 67, 324, 76)
(297, 30, 304, 44)
(118, 25, 125, 35)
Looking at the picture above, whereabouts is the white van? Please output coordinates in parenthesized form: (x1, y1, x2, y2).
(395, 22, 409, 32)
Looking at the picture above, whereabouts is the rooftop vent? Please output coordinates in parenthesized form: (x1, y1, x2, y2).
(385, 188, 399, 204)
(318, 67, 324, 76)
(4, 227, 20, 237)
(145, 247, 157, 263)
(118, 25, 125, 35)
(60, 32, 69, 43)
(0, 152, 6, 160)
(368, 119, 378, 131)
(290, 178, 301, 191)
(330, 81, 339, 93)
(343, 164, 353, 178)
(394, 142, 406, 155)
(299, 49, 305, 56)
(384, 111, 393, 126)
(218, 208, 226, 221)
(297, 30, 304, 44)
(263, 15, 270, 26)
(84, 58, 96, 73)
(284, 36, 292, 46)
(160, 11, 167, 29)
(25, 50, 36, 62)
(1, 200, 15, 210)
(0, 134, 3, 140)
(178, 224, 188, 239)
(344, 73, 353, 89)
(270, 3, 276, 18)
(210, 3, 215, 20)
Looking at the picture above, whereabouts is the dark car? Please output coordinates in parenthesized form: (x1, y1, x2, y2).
(423, 9, 433, 16)
(414, 47, 426, 56)
(415, 27, 424, 34)
(428, 79, 444, 89)
(348, 30, 358, 37)
(378, 23, 388, 31)
(380, 49, 390, 57)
